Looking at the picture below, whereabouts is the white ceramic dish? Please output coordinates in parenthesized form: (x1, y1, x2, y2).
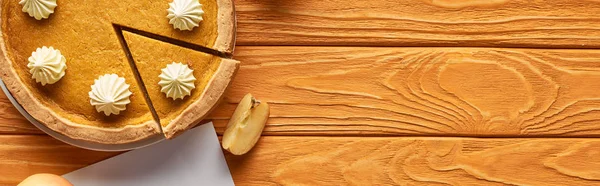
(0, 79, 165, 151)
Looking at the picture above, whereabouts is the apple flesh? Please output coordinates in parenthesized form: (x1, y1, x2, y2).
(222, 93, 270, 155)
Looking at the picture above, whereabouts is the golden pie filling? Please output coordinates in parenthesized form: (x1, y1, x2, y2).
(123, 31, 222, 128)
(109, 0, 220, 49)
(0, 0, 237, 143)
(1, 1, 153, 129)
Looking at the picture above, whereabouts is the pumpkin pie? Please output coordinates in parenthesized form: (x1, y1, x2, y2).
(0, 0, 237, 144)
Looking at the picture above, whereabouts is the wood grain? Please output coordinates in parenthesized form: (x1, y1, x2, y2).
(235, 0, 600, 48)
(4, 47, 600, 136)
(2, 135, 600, 185)
(208, 47, 600, 137)
(0, 93, 41, 134)
(0, 135, 118, 185)
(226, 137, 600, 185)
(1, 1, 599, 185)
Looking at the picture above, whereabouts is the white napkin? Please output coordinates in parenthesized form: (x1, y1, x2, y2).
(63, 122, 234, 186)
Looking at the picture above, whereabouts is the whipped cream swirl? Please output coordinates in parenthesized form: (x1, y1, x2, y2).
(159, 62, 196, 100)
(19, 0, 57, 20)
(167, 0, 204, 31)
(27, 46, 66, 85)
(89, 74, 132, 116)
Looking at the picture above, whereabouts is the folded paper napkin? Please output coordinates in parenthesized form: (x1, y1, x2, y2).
(64, 122, 234, 186)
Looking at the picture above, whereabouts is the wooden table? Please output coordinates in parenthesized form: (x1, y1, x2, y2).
(2, 0, 600, 185)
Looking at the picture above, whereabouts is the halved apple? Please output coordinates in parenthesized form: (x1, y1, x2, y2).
(222, 93, 270, 155)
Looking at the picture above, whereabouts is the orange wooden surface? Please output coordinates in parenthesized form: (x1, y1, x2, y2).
(3, 0, 600, 185)
(233, 0, 600, 48)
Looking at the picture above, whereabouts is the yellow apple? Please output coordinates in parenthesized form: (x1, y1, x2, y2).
(222, 93, 270, 155)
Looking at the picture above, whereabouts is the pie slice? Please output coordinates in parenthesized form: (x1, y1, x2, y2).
(0, 0, 237, 144)
(122, 31, 239, 138)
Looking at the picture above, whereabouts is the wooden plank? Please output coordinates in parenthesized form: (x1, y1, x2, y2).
(208, 47, 600, 137)
(0, 93, 41, 134)
(4, 47, 600, 136)
(226, 137, 600, 185)
(235, 0, 600, 48)
(0, 135, 119, 185)
(2, 135, 600, 185)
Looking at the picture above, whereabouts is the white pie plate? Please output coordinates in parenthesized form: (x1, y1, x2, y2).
(0, 79, 165, 151)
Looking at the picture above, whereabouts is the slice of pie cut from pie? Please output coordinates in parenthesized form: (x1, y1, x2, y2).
(122, 31, 239, 138)
(0, 0, 237, 144)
